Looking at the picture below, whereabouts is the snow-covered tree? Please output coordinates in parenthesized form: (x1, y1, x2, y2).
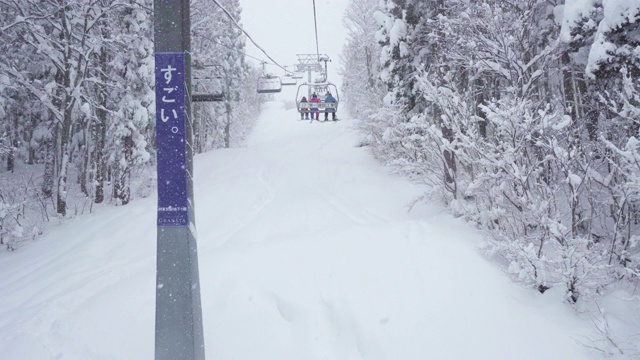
(339, 0, 385, 120)
(345, 0, 640, 319)
(191, 0, 256, 152)
(0, 0, 261, 244)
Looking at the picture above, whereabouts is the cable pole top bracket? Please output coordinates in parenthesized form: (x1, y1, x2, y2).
(294, 53, 325, 72)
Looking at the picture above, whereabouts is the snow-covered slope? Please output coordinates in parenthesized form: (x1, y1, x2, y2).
(0, 101, 600, 359)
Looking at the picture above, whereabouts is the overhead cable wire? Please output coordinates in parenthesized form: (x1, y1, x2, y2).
(196, 34, 266, 63)
(211, 0, 288, 73)
(242, 52, 266, 64)
(312, 0, 321, 61)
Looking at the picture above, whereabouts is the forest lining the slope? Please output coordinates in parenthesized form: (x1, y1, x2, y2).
(340, 0, 640, 347)
(0, 0, 264, 249)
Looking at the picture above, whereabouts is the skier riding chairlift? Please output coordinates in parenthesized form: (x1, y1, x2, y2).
(323, 92, 337, 121)
(300, 96, 309, 120)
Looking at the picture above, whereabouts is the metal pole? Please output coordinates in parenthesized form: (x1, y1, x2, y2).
(154, 1, 205, 359)
(307, 69, 312, 99)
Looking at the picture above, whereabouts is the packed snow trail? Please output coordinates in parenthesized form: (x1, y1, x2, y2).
(0, 100, 598, 359)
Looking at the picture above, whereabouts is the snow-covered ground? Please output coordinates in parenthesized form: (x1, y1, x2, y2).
(0, 101, 624, 359)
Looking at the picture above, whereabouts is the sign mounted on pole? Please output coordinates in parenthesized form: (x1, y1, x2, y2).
(154, 1, 205, 359)
(155, 52, 189, 227)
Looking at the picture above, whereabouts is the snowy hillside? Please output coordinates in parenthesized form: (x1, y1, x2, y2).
(0, 101, 626, 359)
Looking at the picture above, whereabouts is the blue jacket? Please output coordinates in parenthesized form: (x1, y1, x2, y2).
(324, 94, 336, 111)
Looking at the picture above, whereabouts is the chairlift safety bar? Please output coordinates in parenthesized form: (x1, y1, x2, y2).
(296, 101, 338, 112)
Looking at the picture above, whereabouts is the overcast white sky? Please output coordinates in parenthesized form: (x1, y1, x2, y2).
(239, 0, 348, 87)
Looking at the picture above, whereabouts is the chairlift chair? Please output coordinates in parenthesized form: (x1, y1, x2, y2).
(192, 71, 225, 102)
(257, 75, 282, 94)
(281, 74, 297, 86)
(295, 82, 339, 117)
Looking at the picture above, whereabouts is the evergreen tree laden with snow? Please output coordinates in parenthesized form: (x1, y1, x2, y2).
(342, 0, 640, 323)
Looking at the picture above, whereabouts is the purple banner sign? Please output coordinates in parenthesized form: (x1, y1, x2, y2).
(155, 52, 188, 227)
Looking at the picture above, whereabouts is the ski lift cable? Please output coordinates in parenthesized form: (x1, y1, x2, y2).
(211, 0, 288, 73)
(195, 34, 266, 64)
(209, 39, 264, 63)
(242, 52, 264, 64)
(312, 0, 321, 61)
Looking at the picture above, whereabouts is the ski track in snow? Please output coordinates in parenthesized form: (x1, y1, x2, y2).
(0, 100, 604, 359)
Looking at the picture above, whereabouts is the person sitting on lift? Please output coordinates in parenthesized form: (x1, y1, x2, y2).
(309, 93, 320, 120)
(323, 92, 337, 121)
(300, 96, 309, 120)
